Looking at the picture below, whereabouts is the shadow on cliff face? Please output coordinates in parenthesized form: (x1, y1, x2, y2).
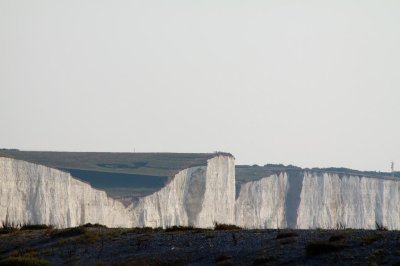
(184, 167, 206, 226)
(285, 170, 304, 228)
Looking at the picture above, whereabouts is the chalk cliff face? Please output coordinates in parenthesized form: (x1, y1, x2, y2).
(3, 153, 400, 230)
(0, 157, 132, 228)
(0, 155, 235, 229)
(131, 155, 236, 228)
(235, 171, 400, 230)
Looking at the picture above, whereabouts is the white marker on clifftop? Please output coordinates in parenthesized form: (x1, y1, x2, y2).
(392, 162, 395, 177)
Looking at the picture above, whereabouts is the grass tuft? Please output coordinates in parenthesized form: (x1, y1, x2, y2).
(51, 227, 87, 238)
(1, 218, 53, 234)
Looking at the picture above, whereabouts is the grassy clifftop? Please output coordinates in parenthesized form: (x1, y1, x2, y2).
(0, 150, 228, 198)
(1, 151, 217, 177)
(236, 164, 400, 196)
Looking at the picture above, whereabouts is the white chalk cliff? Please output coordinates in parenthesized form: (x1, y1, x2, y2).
(235, 171, 400, 230)
(0, 157, 132, 228)
(2, 154, 400, 230)
(131, 155, 236, 228)
(0, 155, 235, 229)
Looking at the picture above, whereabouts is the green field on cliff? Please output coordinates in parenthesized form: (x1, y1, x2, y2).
(0, 150, 221, 197)
(0, 150, 215, 176)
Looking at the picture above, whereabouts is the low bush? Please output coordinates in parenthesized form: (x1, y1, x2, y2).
(80, 223, 107, 228)
(253, 256, 278, 265)
(336, 222, 348, 230)
(0, 228, 17, 235)
(306, 241, 347, 256)
(215, 254, 232, 263)
(165, 226, 195, 232)
(20, 225, 53, 231)
(0, 219, 19, 234)
(375, 222, 388, 231)
(214, 223, 242, 230)
(329, 233, 348, 242)
(0, 257, 50, 266)
(125, 227, 156, 234)
(276, 231, 299, 239)
(361, 233, 383, 246)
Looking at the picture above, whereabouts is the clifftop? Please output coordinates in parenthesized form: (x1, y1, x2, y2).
(0, 150, 223, 176)
(0, 150, 233, 198)
(236, 163, 399, 184)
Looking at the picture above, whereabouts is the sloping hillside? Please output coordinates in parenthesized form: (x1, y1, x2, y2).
(0, 150, 224, 197)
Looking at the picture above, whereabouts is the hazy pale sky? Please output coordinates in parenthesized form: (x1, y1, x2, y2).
(1, 0, 399, 171)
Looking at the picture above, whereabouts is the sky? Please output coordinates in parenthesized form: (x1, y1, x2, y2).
(1, 0, 399, 171)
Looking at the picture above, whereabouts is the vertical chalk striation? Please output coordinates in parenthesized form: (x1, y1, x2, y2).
(235, 171, 400, 230)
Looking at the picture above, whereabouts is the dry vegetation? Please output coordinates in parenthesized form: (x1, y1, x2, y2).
(1, 224, 400, 265)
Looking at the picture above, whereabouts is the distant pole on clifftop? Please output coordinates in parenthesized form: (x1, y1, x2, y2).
(391, 162, 395, 177)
